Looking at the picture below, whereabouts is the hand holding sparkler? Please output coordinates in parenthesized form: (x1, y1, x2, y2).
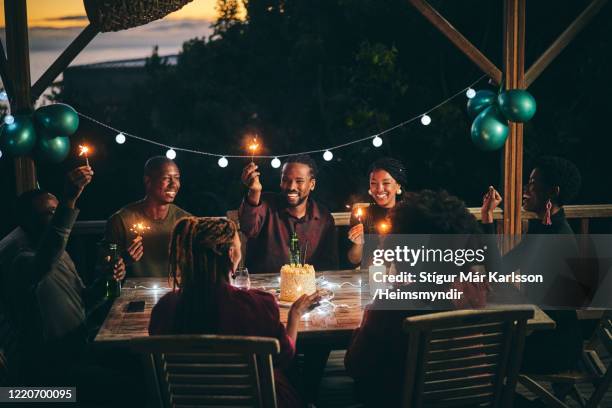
(78, 144, 92, 167)
(248, 136, 260, 163)
(126, 236, 144, 262)
(348, 206, 366, 245)
(126, 223, 149, 263)
(348, 223, 364, 245)
(63, 165, 94, 209)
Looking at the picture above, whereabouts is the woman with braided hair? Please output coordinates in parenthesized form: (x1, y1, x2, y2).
(149, 217, 318, 408)
(348, 157, 408, 265)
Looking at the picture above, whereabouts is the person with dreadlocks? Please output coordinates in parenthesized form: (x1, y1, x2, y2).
(149, 217, 319, 408)
(347, 157, 408, 265)
(481, 156, 584, 375)
(239, 154, 338, 274)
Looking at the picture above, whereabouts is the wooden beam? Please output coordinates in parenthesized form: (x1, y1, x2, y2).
(0, 40, 14, 100)
(31, 24, 99, 102)
(408, 0, 503, 84)
(5, 0, 37, 194)
(502, 0, 526, 237)
(525, 0, 608, 87)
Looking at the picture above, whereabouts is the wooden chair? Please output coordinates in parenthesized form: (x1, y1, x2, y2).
(402, 307, 534, 408)
(518, 311, 612, 408)
(131, 335, 280, 408)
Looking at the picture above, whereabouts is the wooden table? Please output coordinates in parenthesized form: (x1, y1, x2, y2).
(94, 270, 555, 347)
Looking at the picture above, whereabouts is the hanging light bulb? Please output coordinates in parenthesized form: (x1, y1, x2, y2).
(0, 149, 3, 159)
(420, 114, 431, 126)
(323, 150, 333, 161)
(115, 133, 126, 144)
(0, 91, 7, 101)
(218, 156, 228, 168)
(372, 136, 383, 147)
(4, 115, 15, 125)
(466, 88, 476, 99)
(166, 148, 177, 160)
(271, 157, 281, 168)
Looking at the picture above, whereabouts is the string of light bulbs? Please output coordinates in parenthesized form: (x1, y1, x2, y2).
(1, 76, 486, 164)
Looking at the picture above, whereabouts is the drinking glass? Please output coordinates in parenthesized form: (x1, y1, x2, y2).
(233, 267, 251, 290)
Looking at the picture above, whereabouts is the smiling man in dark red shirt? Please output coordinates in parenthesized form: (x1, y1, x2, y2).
(239, 155, 338, 274)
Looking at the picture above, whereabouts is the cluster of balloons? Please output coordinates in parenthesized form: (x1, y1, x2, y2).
(467, 89, 536, 151)
(0, 103, 79, 162)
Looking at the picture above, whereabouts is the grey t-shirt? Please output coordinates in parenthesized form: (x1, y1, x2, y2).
(105, 201, 191, 278)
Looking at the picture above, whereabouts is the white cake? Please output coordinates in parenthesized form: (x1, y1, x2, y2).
(280, 264, 316, 302)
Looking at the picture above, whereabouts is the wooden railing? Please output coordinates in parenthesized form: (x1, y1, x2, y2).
(331, 204, 612, 233)
(73, 205, 612, 235)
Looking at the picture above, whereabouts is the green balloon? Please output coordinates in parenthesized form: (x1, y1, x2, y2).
(467, 90, 497, 118)
(36, 135, 71, 163)
(34, 103, 80, 137)
(0, 115, 37, 156)
(471, 106, 509, 151)
(498, 89, 536, 122)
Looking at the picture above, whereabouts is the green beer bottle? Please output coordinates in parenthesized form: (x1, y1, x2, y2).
(106, 243, 122, 299)
(289, 231, 301, 266)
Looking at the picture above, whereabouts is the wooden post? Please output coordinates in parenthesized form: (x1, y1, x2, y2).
(4, 0, 37, 194)
(502, 0, 525, 236)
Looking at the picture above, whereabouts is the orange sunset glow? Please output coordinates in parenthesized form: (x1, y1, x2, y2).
(0, 0, 242, 28)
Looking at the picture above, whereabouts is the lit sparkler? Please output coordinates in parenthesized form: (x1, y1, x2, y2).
(129, 222, 151, 237)
(78, 144, 91, 166)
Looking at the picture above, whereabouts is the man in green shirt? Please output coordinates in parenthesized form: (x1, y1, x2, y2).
(105, 157, 191, 278)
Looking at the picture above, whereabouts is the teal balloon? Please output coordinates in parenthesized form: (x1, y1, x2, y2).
(0, 115, 37, 156)
(471, 106, 509, 151)
(34, 103, 79, 137)
(498, 89, 536, 122)
(36, 136, 71, 163)
(467, 90, 497, 118)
